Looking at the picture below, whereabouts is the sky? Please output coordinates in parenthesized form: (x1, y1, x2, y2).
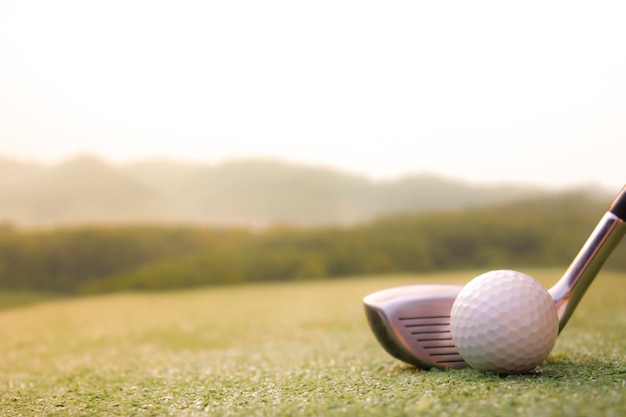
(1, 0, 625, 190)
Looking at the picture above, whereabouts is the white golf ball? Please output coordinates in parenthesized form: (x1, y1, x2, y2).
(450, 270, 558, 374)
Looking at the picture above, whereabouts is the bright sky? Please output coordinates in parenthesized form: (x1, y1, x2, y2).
(1, 0, 624, 189)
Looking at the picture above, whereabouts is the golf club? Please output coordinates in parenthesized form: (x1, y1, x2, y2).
(364, 185, 626, 369)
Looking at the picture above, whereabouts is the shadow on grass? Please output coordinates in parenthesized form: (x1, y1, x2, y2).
(390, 356, 624, 385)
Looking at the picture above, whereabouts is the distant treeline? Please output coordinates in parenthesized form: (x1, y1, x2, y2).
(0, 194, 623, 293)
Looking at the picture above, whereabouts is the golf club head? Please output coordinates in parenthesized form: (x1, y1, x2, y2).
(363, 284, 467, 369)
(365, 185, 626, 370)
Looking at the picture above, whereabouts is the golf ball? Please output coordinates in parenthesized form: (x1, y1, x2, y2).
(450, 270, 558, 374)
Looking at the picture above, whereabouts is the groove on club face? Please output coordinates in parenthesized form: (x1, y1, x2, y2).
(363, 284, 467, 369)
(402, 316, 462, 360)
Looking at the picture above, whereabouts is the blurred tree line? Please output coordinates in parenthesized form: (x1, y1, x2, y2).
(0, 193, 623, 294)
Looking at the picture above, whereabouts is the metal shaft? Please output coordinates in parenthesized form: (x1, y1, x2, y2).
(549, 185, 626, 333)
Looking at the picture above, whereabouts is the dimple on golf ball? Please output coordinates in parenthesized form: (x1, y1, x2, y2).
(450, 270, 558, 374)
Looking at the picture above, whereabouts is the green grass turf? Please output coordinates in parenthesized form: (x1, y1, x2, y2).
(1, 269, 624, 416)
(0, 291, 60, 311)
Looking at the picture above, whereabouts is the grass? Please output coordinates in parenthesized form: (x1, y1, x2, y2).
(0, 269, 624, 416)
(0, 291, 60, 311)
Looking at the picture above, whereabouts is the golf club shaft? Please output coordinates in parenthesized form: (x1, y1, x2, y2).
(549, 185, 626, 333)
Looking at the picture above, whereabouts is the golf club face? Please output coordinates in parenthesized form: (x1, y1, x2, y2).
(364, 185, 626, 370)
(364, 284, 467, 369)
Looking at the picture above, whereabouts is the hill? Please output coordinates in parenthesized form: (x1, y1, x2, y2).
(0, 154, 551, 226)
(0, 155, 169, 224)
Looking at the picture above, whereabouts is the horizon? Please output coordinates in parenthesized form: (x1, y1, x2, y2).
(1, 1, 625, 190)
(0, 151, 616, 193)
